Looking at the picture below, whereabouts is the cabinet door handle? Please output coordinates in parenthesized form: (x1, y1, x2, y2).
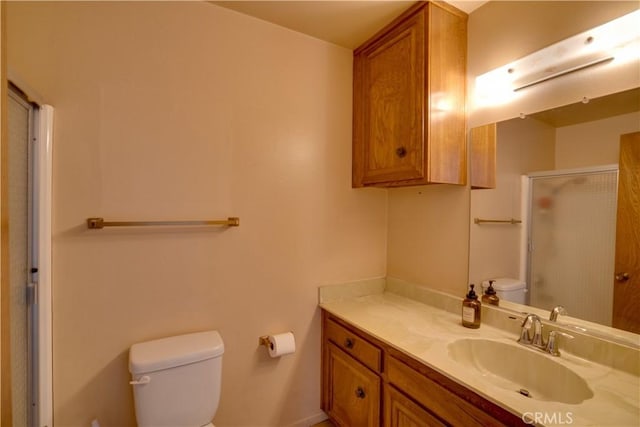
(344, 338, 355, 349)
(355, 387, 366, 399)
(395, 146, 407, 158)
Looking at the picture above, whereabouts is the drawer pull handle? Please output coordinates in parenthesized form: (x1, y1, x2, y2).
(355, 387, 366, 399)
(396, 146, 407, 158)
(344, 338, 355, 349)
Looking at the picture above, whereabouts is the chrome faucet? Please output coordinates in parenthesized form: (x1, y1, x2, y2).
(518, 314, 544, 347)
(549, 305, 567, 322)
(518, 313, 573, 356)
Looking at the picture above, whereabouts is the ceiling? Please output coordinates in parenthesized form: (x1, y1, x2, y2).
(530, 87, 640, 128)
(211, 1, 489, 49)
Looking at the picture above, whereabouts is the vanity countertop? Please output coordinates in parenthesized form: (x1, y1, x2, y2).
(319, 280, 640, 427)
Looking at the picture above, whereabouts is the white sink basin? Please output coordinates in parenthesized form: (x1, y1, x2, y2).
(448, 339, 593, 404)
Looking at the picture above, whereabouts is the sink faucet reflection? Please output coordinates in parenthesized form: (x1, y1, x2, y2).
(549, 305, 567, 321)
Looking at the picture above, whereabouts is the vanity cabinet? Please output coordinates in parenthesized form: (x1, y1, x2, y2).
(322, 314, 382, 425)
(321, 310, 527, 427)
(352, 2, 467, 187)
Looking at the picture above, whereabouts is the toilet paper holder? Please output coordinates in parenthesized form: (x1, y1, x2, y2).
(258, 336, 272, 349)
(258, 332, 296, 358)
(258, 332, 294, 349)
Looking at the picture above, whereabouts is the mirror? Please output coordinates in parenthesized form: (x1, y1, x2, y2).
(468, 87, 640, 336)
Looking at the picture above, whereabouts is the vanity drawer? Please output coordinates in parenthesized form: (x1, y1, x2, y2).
(325, 318, 382, 373)
(386, 355, 507, 427)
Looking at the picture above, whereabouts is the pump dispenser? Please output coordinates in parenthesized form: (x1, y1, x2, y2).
(462, 284, 481, 328)
(482, 280, 500, 306)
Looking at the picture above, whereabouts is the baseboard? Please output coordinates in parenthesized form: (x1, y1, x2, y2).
(285, 411, 328, 427)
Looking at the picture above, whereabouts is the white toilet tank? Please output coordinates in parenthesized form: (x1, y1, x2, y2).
(481, 278, 527, 304)
(129, 331, 224, 427)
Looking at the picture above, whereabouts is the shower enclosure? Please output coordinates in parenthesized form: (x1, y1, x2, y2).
(6, 84, 54, 427)
(525, 166, 618, 326)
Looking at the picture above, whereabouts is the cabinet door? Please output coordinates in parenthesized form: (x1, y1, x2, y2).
(325, 342, 381, 427)
(470, 123, 496, 189)
(354, 8, 426, 186)
(384, 384, 446, 427)
(386, 356, 507, 426)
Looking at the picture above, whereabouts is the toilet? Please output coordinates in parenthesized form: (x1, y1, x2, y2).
(129, 330, 224, 427)
(481, 278, 527, 304)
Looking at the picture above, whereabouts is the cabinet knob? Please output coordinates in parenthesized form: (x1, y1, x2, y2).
(344, 338, 355, 349)
(615, 272, 630, 282)
(355, 387, 366, 399)
(395, 146, 407, 158)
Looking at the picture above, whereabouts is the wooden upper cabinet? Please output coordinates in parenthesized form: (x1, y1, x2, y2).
(470, 123, 497, 189)
(353, 2, 468, 187)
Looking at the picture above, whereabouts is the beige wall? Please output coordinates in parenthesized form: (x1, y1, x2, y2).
(555, 111, 640, 169)
(386, 185, 469, 293)
(6, 2, 387, 426)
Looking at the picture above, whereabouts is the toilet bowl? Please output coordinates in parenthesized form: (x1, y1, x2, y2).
(129, 331, 224, 427)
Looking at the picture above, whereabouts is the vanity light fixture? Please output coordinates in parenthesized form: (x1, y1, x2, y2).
(474, 9, 640, 106)
(512, 54, 614, 92)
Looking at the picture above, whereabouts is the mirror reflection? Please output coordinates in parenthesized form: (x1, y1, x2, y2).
(469, 87, 640, 334)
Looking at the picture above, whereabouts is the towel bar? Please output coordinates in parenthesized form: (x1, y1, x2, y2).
(86, 217, 240, 229)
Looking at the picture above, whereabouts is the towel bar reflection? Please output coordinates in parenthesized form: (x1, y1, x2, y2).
(474, 218, 522, 225)
(87, 217, 240, 229)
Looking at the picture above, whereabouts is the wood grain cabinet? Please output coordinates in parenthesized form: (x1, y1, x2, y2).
(352, 2, 468, 188)
(324, 342, 381, 426)
(384, 384, 445, 427)
(323, 316, 382, 426)
(470, 123, 497, 189)
(321, 310, 527, 427)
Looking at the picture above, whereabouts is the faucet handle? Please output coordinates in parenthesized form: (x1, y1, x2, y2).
(546, 330, 574, 356)
(520, 314, 545, 347)
(518, 314, 538, 344)
(518, 326, 532, 344)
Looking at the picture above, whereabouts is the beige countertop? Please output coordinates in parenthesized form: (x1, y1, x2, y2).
(319, 279, 640, 427)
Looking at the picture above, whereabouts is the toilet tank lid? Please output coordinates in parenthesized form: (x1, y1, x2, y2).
(481, 278, 526, 291)
(129, 330, 224, 375)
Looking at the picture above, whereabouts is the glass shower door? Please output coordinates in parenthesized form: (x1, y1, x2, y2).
(8, 88, 35, 427)
(527, 168, 618, 325)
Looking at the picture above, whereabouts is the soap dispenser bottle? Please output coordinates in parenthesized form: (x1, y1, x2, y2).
(462, 284, 481, 328)
(482, 280, 500, 306)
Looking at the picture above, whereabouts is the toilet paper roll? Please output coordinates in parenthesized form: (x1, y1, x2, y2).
(267, 332, 296, 358)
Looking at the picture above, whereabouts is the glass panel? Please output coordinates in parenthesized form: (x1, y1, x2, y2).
(528, 170, 618, 325)
(8, 92, 31, 427)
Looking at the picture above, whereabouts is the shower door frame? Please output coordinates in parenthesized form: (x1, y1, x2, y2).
(33, 102, 53, 427)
